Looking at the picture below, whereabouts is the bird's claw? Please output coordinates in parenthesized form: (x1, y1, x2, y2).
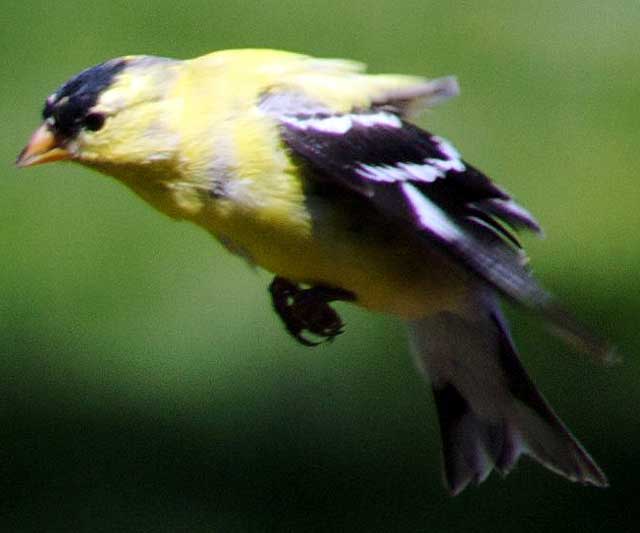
(269, 277, 355, 347)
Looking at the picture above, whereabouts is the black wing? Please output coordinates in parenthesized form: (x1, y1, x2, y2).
(273, 108, 614, 360)
(276, 109, 548, 309)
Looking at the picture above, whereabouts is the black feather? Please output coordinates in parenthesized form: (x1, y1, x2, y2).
(43, 58, 128, 138)
(278, 110, 550, 310)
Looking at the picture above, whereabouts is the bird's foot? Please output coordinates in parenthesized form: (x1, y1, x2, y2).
(269, 276, 355, 346)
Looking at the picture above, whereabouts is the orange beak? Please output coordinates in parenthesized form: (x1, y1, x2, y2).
(16, 124, 72, 168)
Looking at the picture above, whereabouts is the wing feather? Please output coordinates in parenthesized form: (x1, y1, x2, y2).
(276, 109, 548, 307)
(269, 105, 613, 359)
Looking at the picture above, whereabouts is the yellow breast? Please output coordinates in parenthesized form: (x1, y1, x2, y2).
(89, 50, 471, 319)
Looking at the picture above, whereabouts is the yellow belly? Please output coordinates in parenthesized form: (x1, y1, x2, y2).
(193, 185, 472, 320)
(95, 118, 471, 320)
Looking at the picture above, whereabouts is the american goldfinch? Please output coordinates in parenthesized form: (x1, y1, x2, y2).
(17, 49, 612, 494)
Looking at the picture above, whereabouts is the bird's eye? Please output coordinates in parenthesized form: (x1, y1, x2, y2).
(84, 112, 106, 132)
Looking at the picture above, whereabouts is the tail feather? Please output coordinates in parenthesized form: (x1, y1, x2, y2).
(408, 291, 607, 495)
(433, 383, 522, 493)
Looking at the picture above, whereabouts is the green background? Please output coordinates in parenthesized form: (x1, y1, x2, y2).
(2, 1, 639, 531)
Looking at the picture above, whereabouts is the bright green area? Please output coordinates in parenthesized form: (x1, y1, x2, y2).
(2, 1, 639, 531)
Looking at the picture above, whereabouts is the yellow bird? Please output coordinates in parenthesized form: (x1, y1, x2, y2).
(17, 49, 612, 494)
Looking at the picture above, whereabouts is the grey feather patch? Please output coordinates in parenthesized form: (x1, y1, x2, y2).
(408, 293, 608, 495)
(372, 76, 460, 116)
(258, 88, 330, 116)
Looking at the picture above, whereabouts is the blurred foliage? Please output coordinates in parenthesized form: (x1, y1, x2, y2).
(2, 1, 639, 531)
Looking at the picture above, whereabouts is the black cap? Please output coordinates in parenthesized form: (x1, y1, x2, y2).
(43, 58, 128, 138)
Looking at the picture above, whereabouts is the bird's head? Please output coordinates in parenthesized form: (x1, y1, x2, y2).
(17, 56, 181, 173)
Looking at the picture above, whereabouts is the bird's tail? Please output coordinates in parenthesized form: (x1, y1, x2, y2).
(407, 291, 608, 495)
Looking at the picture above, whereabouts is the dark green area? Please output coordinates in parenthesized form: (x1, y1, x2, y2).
(2, 1, 639, 531)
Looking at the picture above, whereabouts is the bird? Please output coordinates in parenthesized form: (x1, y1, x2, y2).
(17, 49, 613, 494)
